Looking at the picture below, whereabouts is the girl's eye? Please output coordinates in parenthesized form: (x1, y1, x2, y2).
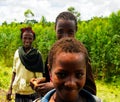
(56, 72, 67, 79)
(68, 30, 74, 34)
(23, 37, 27, 40)
(57, 30, 64, 35)
(76, 72, 84, 79)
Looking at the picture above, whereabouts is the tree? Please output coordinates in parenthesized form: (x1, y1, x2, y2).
(2, 21, 7, 26)
(24, 9, 34, 18)
(24, 9, 35, 24)
(67, 6, 81, 22)
(40, 16, 47, 26)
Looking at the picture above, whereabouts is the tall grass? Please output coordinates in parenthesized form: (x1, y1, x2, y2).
(96, 80, 120, 102)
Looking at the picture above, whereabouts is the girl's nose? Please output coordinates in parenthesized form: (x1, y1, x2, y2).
(63, 33, 69, 37)
(64, 77, 76, 88)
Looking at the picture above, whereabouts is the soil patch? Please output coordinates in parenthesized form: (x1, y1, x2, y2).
(0, 89, 14, 102)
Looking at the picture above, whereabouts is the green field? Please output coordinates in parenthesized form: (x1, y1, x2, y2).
(0, 66, 120, 102)
(96, 80, 120, 102)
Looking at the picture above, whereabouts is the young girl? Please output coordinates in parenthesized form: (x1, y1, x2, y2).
(30, 11, 96, 96)
(6, 27, 44, 102)
(40, 37, 101, 102)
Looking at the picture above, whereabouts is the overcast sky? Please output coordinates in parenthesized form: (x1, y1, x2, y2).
(0, 0, 120, 24)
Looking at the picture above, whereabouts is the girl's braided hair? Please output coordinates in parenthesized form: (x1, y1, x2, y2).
(48, 37, 88, 69)
(20, 27, 35, 40)
(55, 11, 77, 30)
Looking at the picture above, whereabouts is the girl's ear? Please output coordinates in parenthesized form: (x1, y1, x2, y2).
(47, 64, 50, 72)
(47, 64, 52, 82)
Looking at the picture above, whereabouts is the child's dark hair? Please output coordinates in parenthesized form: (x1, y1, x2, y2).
(55, 11, 77, 30)
(20, 27, 35, 40)
(48, 37, 88, 69)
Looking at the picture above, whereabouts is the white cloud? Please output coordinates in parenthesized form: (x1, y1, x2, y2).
(0, 0, 120, 25)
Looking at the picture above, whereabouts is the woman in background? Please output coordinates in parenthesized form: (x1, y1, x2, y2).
(6, 27, 44, 102)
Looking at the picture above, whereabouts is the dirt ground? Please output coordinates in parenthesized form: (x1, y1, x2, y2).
(0, 89, 6, 102)
(0, 89, 14, 102)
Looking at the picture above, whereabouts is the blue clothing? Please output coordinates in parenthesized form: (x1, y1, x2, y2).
(40, 89, 101, 102)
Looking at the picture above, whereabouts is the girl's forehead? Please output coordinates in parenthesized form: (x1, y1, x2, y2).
(57, 19, 75, 24)
(56, 19, 76, 29)
(57, 52, 84, 58)
(52, 52, 86, 70)
(23, 31, 33, 35)
(23, 30, 32, 33)
(55, 52, 86, 64)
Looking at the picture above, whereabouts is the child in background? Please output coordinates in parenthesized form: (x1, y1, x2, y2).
(6, 27, 44, 102)
(40, 37, 101, 102)
(30, 11, 96, 96)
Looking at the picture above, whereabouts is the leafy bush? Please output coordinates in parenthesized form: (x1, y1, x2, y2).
(0, 10, 120, 80)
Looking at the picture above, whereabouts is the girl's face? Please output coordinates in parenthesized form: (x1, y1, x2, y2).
(22, 31, 34, 49)
(55, 19, 77, 40)
(50, 52, 86, 102)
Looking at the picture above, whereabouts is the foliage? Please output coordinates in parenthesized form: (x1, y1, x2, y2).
(96, 78, 120, 102)
(0, 66, 14, 102)
(76, 11, 120, 80)
(24, 9, 34, 18)
(0, 10, 120, 81)
(67, 6, 81, 22)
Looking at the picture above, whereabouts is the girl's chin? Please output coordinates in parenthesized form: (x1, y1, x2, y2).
(61, 91, 78, 99)
(61, 96, 78, 102)
(24, 45, 31, 48)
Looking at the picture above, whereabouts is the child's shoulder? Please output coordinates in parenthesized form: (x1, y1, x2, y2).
(92, 95, 101, 102)
(80, 89, 101, 102)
